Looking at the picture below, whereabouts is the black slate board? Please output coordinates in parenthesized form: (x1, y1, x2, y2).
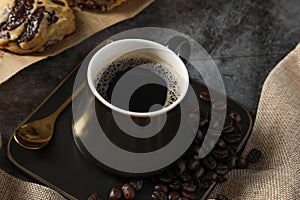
(7, 60, 253, 200)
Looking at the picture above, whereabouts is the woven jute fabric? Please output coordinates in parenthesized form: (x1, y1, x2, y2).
(0, 44, 299, 199)
(0, 133, 2, 150)
(0, 132, 64, 199)
(0, 168, 66, 200)
(209, 43, 300, 199)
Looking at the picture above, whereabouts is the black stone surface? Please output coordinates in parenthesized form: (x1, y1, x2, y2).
(0, 0, 299, 184)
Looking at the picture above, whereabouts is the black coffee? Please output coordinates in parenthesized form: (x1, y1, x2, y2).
(95, 52, 182, 112)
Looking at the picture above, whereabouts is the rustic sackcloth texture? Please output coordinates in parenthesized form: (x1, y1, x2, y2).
(0, 169, 66, 200)
(0, 132, 2, 150)
(0, 131, 66, 199)
(209, 43, 300, 199)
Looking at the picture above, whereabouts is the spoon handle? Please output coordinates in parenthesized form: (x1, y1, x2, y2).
(51, 82, 86, 119)
(50, 40, 114, 120)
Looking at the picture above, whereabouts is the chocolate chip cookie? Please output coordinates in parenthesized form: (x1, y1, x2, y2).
(73, 0, 128, 11)
(0, 0, 76, 54)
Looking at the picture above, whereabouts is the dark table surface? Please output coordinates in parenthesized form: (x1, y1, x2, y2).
(0, 0, 299, 182)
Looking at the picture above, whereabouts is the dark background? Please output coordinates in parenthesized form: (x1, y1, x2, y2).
(0, 0, 299, 181)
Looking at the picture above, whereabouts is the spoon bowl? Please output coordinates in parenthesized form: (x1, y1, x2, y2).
(14, 114, 56, 149)
(14, 83, 85, 150)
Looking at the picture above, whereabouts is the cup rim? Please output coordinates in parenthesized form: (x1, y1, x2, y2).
(87, 39, 189, 117)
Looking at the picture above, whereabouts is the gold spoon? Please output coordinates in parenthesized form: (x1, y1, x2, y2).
(14, 82, 86, 150)
(13, 40, 113, 150)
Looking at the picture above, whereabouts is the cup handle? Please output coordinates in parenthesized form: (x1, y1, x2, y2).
(165, 36, 191, 61)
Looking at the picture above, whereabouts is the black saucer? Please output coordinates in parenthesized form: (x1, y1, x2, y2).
(7, 61, 253, 200)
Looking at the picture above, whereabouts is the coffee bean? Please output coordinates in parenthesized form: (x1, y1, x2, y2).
(212, 148, 229, 159)
(193, 155, 200, 160)
(229, 111, 241, 122)
(210, 112, 222, 129)
(188, 159, 200, 171)
(151, 195, 162, 200)
(152, 190, 167, 200)
(199, 112, 209, 127)
(122, 183, 135, 200)
(217, 139, 226, 148)
(202, 171, 217, 181)
(199, 91, 211, 102)
(201, 156, 217, 170)
(199, 180, 214, 189)
(201, 110, 209, 119)
(158, 175, 172, 184)
(151, 195, 160, 200)
(167, 170, 178, 180)
(180, 172, 192, 182)
(182, 182, 197, 192)
(217, 194, 229, 200)
(236, 157, 249, 169)
(109, 187, 122, 200)
(176, 160, 187, 175)
(212, 100, 226, 110)
(216, 164, 229, 175)
(196, 129, 204, 143)
(130, 179, 143, 191)
(226, 145, 237, 155)
(88, 192, 103, 200)
(223, 116, 235, 133)
(216, 175, 227, 183)
(193, 166, 205, 178)
(191, 145, 201, 156)
(148, 101, 259, 200)
(168, 191, 180, 200)
(224, 133, 241, 144)
(169, 180, 181, 191)
(223, 125, 236, 134)
(181, 191, 197, 200)
(247, 148, 262, 163)
(235, 121, 242, 131)
(199, 118, 209, 128)
(226, 155, 237, 169)
(154, 184, 168, 193)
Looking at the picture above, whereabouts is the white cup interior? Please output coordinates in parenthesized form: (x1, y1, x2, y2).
(87, 39, 189, 117)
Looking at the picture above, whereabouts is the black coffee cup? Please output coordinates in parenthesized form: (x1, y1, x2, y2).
(72, 39, 198, 177)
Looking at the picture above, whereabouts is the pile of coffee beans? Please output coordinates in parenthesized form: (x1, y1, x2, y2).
(108, 179, 143, 200)
(88, 91, 261, 200)
(88, 180, 143, 200)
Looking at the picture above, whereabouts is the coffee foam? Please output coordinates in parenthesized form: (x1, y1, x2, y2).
(96, 52, 183, 108)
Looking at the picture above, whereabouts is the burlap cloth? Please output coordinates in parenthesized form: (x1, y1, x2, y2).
(0, 43, 299, 199)
(209, 43, 300, 199)
(1, 131, 66, 199)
